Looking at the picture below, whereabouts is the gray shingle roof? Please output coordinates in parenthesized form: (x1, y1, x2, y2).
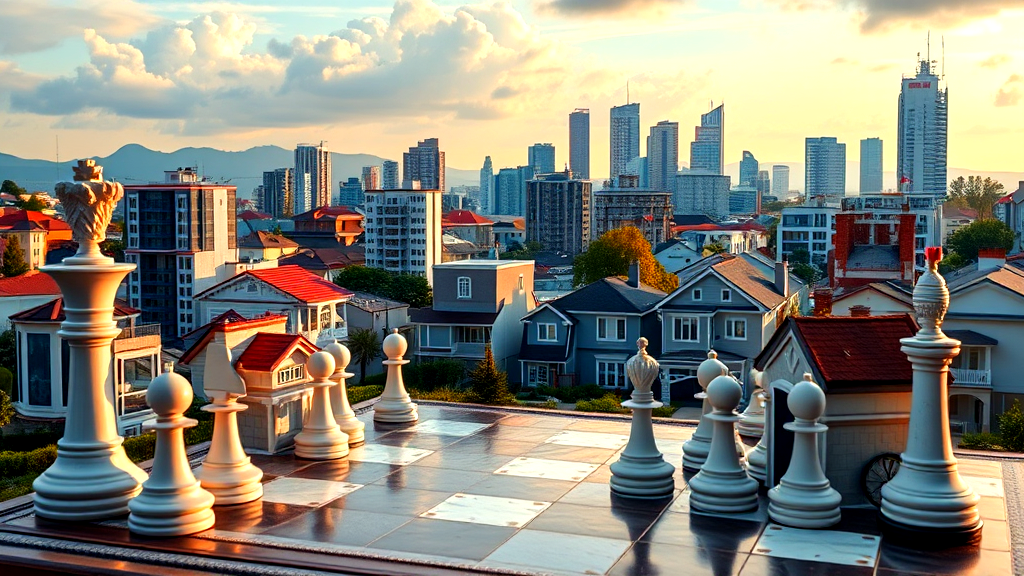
(548, 277, 665, 314)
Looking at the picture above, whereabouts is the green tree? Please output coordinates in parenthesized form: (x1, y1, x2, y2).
(1, 236, 30, 277)
(347, 328, 382, 385)
(0, 330, 15, 381)
(100, 238, 126, 262)
(997, 400, 1024, 452)
(500, 240, 543, 260)
(945, 219, 1014, 263)
(15, 194, 47, 212)
(0, 390, 13, 428)
(938, 252, 967, 274)
(0, 180, 26, 199)
(388, 273, 432, 308)
(789, 247, 811, 265)
(702, 242, 727, 256)
(333, 265, 393, 295)
(572, 226, 678, 292)
(947, 176, 1006, 219)
(792, 262, 821, 286)
(465, 345, 517, 406)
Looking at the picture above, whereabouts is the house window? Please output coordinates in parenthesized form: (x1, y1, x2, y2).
(952, 347, 983, 371)
(673, 317, 699, 342)
(597, 317, 626, 341)
(528, 364, 550, 387)
(319, 307, 332, 330)
(26, 333, 51, 407)
(537, 323, 557, 342)
(721, 289, 732, 302)
(597, 361, 626, 388)
(519, 274, 524, 290)
(692, 288, 702, 301)
(279, 364, 305, 384)
(725, 318, 747, 340)
(457, 276, 471, 299)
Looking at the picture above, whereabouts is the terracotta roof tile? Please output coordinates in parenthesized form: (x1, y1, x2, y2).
(178, 310, 289, 365)
(0, 210, 71, 232)
(237, 210, 272, 221)
(443, 210, 493, 225)
(793, 315, 917, 389)
(0, 270, 62, 297)
(246, 265, 353, 302)
(235, 332, 317, 372)
(9, 297, 139, 322)
(239, 231, 300, 249)
(292, 206, 362, 221)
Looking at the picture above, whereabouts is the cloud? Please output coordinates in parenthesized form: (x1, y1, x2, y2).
(995, 75, 1023, 107)
(535, 0, 692, 18)
(770, 0, 1018, 32)
(0, 0, 159, 55)
(980, 54, 1011, 69)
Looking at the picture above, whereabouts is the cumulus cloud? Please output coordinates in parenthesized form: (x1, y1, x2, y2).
(771, 0, 1017, 32)
(0, 0, 158, 55)
(980, 54, 1011, 69)
(535, 0, 692, 18)
(995, 75, 1023, 107)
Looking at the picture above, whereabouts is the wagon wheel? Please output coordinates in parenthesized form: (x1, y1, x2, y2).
(861, 452, 902, 507)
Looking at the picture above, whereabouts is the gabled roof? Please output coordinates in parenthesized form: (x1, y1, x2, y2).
(235, 332, 318, 372)
(239, 230, 299, 249)
(547, 277, 665, 315)
(0, 270, 61, 297)
(196, 265, 353, 303)
(662, 253, 789, 311)
(443, 210, 493, 225)
(278, 246, 365, 272)
(832, 281, 913, 306)
(410, 302, 504, 326)
(347, 291, 408, 312)
(672, 221, 766, 234)
(754, 315, 918, 391)
(178, 310, 289, 365)
(945, 261, 1024, 298)
(293, 206, 363, 221)
(0, 210, 71, 232)
(237, 210, 272, 221)
(10, 297, 138, 322)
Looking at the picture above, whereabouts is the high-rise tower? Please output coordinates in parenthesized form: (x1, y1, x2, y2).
(382, 160, 399, 190)
(528, 143, 556, 174)
(403, 138, 445, 192)
(647, 121, 678, 193)
(805, 137, 847, 197)
(860, 137, 884, 193)
(569, 108, 590, 179)
(739, 151, 758, 186)
(480, 156, 493, 213)
(897, 55, 947, 195)
(294, 142, 331, 213)
(690, 103, 724, 175)
(610, 103, 640, 181)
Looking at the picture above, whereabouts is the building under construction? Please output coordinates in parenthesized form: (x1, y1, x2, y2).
(593, 182, 673, 247)
(525, 170, 591, 256)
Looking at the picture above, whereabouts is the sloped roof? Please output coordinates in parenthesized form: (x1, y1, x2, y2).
(178, 310, 288, 365)
(239, 230, 300, 249)
(237, 210, 272, 221)
(10, 297, 138, 322)
(235, 332, 318, 372)
(197, 265, 353, 303)
(712, 256, 786, 309)
(547, 277, 665, 315)
(671, 214, 717, 226)
(347, 291, 408, 312)
(443, 210, 493, 225)
(945, 261, 1024, 298)
(0, 210, 71, 232)
(0, 270, 61, 297)
(672, 221, 766, 234)
(293, 206, 362, 221)
(410, 305, 502, 326)
(278, 246, 365, 272)
(832, 281, 913, 305)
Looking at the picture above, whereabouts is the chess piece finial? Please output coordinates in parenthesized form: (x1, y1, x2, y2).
(324, 340, 365, 445)
(626, 337, 660, 403)
(374, 329, 418, 424)
(913, 246, 949, 341)
(294, 351, 349, 460)
(128, 372, 215, 536)
(55, 159, 123, 264)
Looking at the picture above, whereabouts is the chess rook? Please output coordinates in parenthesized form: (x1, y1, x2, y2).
(294, 352, 350, 460)
(128, 372, 215, 536)
(687, 374, 759, 514)
(324, 341, 366, 445)
(682, 350, 727, 472)
(374, 329, 418, 424)
(768, 374, 841, 528)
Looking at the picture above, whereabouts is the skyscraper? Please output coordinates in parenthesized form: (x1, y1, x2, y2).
(528, 143, 556, 174)
(805, 137, 847, 196)
(897, 56, 947, 196)
(362, 165, 381, 191)
(755, 170, 771, 199)
(403, 138, 445, 192)
(675, 173, 730, 219)
(294, 142, 331, 213)
(771, 165, 790, 198)
(690, 103, 724, 175)
(860, 137, 884, 193)
(382, 160, 399, 190)
(739, 151, 758, 186)
(480, 156, 493, 213)
(494, 166, 534, 216)
(261, 168, 293, 218)
(647, 121, 678, 193)
(337, 177, 363, 206)
(526, 171, 592, 255)
(610, 103, 640, 181)
(364, 188, 443, 284)
(569, 108, 590, 179)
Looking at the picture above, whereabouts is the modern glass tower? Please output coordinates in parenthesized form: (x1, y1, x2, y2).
(528, 143, 556, 175)
(860, 137, 884, 193)
(647, 120, 678, 193)
(739, 151, 758, 186)
(480, 156, 493, 213)
(805, 137, 847, 196)
(294, 142, 331, 213)
(610, 103, 640, 181)
(569, 108, 590, 179)
(897, 57, 947, 196)
(690, 103, 724, 175)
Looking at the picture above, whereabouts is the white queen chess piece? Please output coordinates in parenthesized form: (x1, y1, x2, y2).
(294, 352, 350, 460)
(324, 340, 365, 445)
(33, 160, 148, 521)
(687, 374, 759, 514)
(195, 343, 264, 505)
(128, 372, 216, 536)
(682, 350, 728, 472)
(610, 337, 676, 499)
(373, 329, 418, 424)
(768, 374, 841, 528)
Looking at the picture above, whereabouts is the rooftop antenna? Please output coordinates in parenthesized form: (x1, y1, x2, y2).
(927, 30, 930, 64)
(55, 135, 59, 182)
(626, 80, 629, 104)
(941, 35, 945, 79)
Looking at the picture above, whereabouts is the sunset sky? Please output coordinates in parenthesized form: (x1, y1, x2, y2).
(0, 0, 1021, 180)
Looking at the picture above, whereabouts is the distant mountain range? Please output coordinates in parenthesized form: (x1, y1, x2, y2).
(0, 144, 481, 195)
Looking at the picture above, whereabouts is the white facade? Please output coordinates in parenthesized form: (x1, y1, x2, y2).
(860, 137, 883, 193)
(361, 165, 381, 191)
(382, 160, 399, 190)
(897, 58, 948, 196)
(805, 137, 846, 196)
(294, 142, 331, 213)
(610, 103, 640, 181)
(771, 165, 790, 198)
(778, 205, 839, 266)
(364, 189, 443, 285)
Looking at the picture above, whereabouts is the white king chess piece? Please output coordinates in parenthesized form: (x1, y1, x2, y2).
(324, 340, 366, 445)
(610, 337, 676, 499)
(195, 343, 264, 505)
(373, 329, 418, 424)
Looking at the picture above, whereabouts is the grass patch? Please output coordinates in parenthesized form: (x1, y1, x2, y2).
(347, 385, 383, 405)
(409, 387, 469, 402)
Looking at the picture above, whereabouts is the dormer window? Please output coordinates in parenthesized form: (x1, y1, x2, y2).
(458, 276, 472, 299)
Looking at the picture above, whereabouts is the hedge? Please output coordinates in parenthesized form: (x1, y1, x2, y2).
(347, 385, 383, 405)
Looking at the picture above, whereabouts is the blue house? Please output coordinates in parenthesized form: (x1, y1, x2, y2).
(518, 265, 665, 389)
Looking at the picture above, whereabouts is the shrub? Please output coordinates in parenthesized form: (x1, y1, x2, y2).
(0, 430, 63, 452)
(536, 383, 605, 403)
(652, 406, 676, 418)
(465, 347, 517, 406)
(0, 445, 57, 477)
(347, 385, 383, 405)
(0, 473, 36, 502)
(0, 366, 12, 397)
(575, 393, 629, 414)
(409, 387, 468, 402)
(997, 400, 1024, 452)
(362, 373, 387, 388)
(0, 390, 13, 428)
(958, 432, 1006, 452)
(122, 434, 157, 463)
(405, 359, 465, 392)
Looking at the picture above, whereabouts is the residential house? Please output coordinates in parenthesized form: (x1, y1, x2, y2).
(491, 216, 525, 251)
(278, 245, 365, 280)
(940, 204, 977, 245)
(290, 206, 364, 247)
(239, 231, 301, 262)
(410, 261, 534, 377)
(829, 282, 913, 317)
(671, 221, 767, 256)
(9, 298, 162, 436)
(346, 291, 411, 381)
(443, 210, 494, 249)
(193, 265, 353, 347)
(829, 210, 916, 290)
(519, 264, 664, 390)
(0, 210, 72, 271)
(442, 233, 489, 262)
(0, 270, 63, 328)
(996, 181, 1024, 254)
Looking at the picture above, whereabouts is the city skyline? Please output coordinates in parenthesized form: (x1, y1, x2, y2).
(0, 0, 1021, 182)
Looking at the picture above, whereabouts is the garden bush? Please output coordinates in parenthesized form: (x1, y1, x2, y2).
(0, 445, 57, 478)
(409, 387, 468, 402)
(998, 400, 1024, 452)
(405, 359, 465, 392)
(958, 432, 1005, 451)
(0, 366, 12, 397)
(536, 383, 605, 403)
(0, 430, 63, 452)
(651, 406, 676, 418)
(347, 385, 384, 405)
(575, 394, 629, 414)
(362, 373, 386, 388)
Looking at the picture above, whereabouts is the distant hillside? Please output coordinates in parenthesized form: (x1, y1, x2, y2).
(0, 144, 480, 195)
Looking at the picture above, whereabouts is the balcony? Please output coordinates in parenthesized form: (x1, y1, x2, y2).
(113, 323, 162, 353)
(301, 326, 349, 346)
(950, 368, 991, 388)
(418, 341, 489, 359)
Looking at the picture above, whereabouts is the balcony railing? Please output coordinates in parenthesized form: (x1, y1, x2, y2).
(950, 368, 991, 387)
(115, 323, 161, 340)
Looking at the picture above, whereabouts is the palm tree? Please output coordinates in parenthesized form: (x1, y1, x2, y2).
(347, 328, 382, 385)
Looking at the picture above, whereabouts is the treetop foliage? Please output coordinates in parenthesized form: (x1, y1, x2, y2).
(946, 176, 1006, 220)
(1, 235, 30, 277)
(572, 226, 678, 292)
(333, 265, 433, 308)
(945, 219, 1014, 263)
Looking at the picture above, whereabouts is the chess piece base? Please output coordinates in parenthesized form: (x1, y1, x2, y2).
(768, 482, 842, 528)
(294, 428, 350, 460)
(688, 469, 759, 514)
(373, 399, 418, 423)
(681, 435, 711, 472)
(746, 442, 768, 484)
(610, 455, 676, 499)
(879, 513, 982, 550)
(197, 460, 264, 506)
(128, 480, 216, 537)
(33, 445, 145, 521)
(335, 415, 366, 446)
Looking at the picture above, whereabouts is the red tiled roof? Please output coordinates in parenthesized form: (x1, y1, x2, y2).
(996, 194, 1014, 205)
(293, 206, 363, 221)
(443, 210, 493, 225)
(244, 265, 353, 302)
(792, 315, 917, 388)
(0, 210, 71, 232)
(0, 270, 61, 297)
(9, 297, 139, 322)
(672, 221, 766, 234)
(239, 230, 299, 249)
(237, 210, 272, 221)
(234, 332, 317, 372)
(178, 310, 288, 365)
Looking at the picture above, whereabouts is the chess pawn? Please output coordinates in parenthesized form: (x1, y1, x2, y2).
(768, 374, 841, 528)
(324, 340, 365, 445)
(294, 352, 350, 460)
(128, 372, 215, 536)
(610, 337, 676, 499)
(195, 342, 263, 505)
(373, 329, 418, 424)
(745, 388, 770, 485)
(688, 374, 759, 514)
(682, 350, 727, 472)
(737, 368, 766, 438)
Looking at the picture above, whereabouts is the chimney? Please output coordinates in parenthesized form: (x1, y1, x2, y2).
(627, 260, 640, 288)
(978, 248, 1007, 271)
(849, 305, 871, 317)
(774, 255, 790, 297)
(813, 288, 833, 316)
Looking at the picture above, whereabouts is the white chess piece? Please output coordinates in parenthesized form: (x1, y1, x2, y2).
(768, 374, 841, 528)
(294, 352, 350, 460)
(737, 368, 766, 438)
(682, 350, 727, 472)
(687, 374, 759, 514)
(745, 387, 770, 485)
(128, 372, 215, 536)
(610, 337, 676, 499)
(195, 343, 264, 505)
(324, 340, 365, 445)
(373, 329, 418, 424)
